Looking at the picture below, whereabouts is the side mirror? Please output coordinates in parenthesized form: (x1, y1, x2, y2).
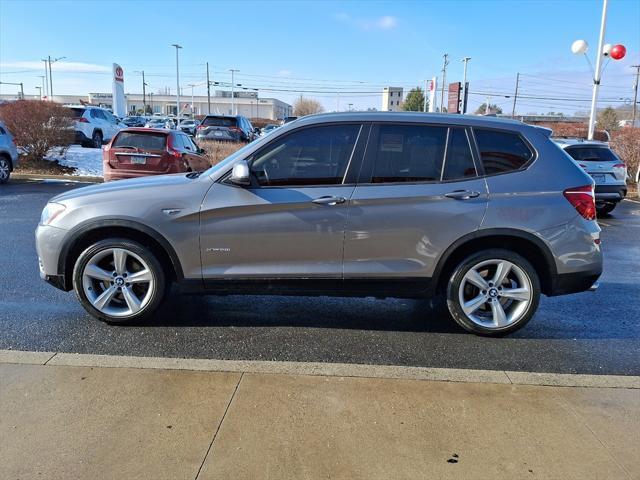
(229, 160, 250, 186)
(198, 147, 205, 154)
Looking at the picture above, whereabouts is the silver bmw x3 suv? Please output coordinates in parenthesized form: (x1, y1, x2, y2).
(36, 113, 602, 336)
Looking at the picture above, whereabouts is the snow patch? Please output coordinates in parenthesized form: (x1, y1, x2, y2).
(45, 145, 104, 177)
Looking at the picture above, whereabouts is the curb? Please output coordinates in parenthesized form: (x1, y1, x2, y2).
(1, 350, 638, 389)
(11, 173, 103, 183)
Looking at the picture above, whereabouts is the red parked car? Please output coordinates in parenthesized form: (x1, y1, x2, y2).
(103, 128, 210, 181)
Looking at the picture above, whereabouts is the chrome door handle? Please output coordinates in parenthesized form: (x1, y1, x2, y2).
(444, 190, 480, 200)
(312, 196, 346, 206)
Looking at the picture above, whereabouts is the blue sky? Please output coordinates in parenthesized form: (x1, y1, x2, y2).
(1, 0, 639, 114)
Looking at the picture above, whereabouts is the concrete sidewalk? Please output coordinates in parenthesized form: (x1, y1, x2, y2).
(1, 352, 638, 480)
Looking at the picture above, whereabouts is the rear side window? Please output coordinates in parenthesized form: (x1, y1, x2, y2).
(564, 146, 620, 163)
(443, 129, 477, 181)
(70, 108, 86, 119)
(474, 129, 533, 174)
(371, 124, 447, 183)
(202, 116, 237, 127)
(250, 124, 361, 186)
(90, 109, 106, 120)
(113, 132, 166, 150)
(0, 127, 5, 135)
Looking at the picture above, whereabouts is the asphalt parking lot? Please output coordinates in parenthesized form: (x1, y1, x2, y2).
(1, 180, 639, 375)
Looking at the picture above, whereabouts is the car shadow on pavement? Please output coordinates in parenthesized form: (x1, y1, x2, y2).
(139, 293, 463, 334)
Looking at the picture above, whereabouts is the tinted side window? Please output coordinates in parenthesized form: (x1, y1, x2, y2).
(443, 129, 477, 181)
(181, 135, 193, 150)
(250, 124, 361, 186)
(0, 127, 5, 135)
(474, 129, 533, 174)
(371, 124, 447, 183)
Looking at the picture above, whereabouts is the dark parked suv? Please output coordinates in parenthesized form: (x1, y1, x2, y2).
(37, 113, 602, 336)
(195, 115, 256, 142)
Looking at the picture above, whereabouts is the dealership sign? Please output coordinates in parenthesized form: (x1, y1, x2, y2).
(112, 63, 126, 117)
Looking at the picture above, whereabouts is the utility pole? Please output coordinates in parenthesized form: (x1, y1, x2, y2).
(439, 53, 449, 112)
(38, 75, 46, 100)
(511, 72, 520, 118)
(461, 57, 471, 114)
(171, 44, 182, 125)
(423, 79, 428, 112)
(229, 69, 239, 115)
(142, 71, 147, 114)
(0, 81, 24, 100)
(631, 65, 640, 127)
(41, 60, 49, 98)
(588, 0, 608, 140)
(206, 62, 211, 114)
(486, 96, 492, 115)
(46, 55, 66, 99)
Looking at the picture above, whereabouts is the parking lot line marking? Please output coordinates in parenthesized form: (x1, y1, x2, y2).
(624, 198, 640, 204)
(2, 350, 637, 389)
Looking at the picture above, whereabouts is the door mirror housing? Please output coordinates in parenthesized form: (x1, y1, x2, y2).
(229, 160, 251, 186)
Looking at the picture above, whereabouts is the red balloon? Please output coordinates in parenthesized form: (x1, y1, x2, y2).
(610, 44, 626, 60)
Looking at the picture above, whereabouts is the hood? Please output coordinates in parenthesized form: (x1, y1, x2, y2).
(51, 173, 208, 204)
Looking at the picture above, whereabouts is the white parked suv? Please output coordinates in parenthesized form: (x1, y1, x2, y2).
(67, 106, 122, 148)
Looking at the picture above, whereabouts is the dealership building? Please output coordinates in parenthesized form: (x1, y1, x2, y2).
(0, 91, 293, 120)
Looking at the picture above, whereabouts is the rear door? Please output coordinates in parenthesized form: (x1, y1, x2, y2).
(343, 123, 488, 283)
(109, 131, 168, 172)
(199, 123, 366, 280)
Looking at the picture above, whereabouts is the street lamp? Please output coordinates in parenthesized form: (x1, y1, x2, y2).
(571, 0, 626, 140)
(187, 83, 197, 116)
(35, 86, 42, 99)
(171, 44, 182, 124)
(43, 55, 66, 98)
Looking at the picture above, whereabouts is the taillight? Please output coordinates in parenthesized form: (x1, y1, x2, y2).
(612, 163, 627, 180)
(563, 185, 596, 220)
(166, 135, 181, 159)
(197, 124, 206, 130)
(229, 126, 242, 133)
(77, 117, 89, 123)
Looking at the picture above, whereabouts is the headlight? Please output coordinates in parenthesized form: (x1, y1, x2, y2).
(40, 203, 66, 226)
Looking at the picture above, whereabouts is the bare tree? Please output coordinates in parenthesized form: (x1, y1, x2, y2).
(0, 100, 74, 164)
(293, 97, 324, 117)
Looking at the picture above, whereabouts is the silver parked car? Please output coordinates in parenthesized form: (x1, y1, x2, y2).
(554, 138, 627, 215)
(0, 120, 19, 183)
(36, 113, 602, 335)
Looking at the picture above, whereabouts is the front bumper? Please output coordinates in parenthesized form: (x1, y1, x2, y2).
(36, 224, 72, 291)
(594, 184, 627, 203)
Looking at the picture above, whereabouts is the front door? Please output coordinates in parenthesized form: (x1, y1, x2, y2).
(199, 123, 365, 281)
(343, 124, 488, 286)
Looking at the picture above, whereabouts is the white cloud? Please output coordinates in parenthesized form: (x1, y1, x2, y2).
(0, 61, 110, 73)
(334, 13, 399, 31)
(278, 69, 293, 77)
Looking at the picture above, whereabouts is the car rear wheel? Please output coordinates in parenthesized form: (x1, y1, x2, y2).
(91, 130, 103, 148)
(0, 157, 11, 184)
(446, 249, 540, 336)
(72, 239, 166, 324)
(596, 203, 616, 216)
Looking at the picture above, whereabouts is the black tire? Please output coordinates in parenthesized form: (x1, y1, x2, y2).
(0, 156, 11, 184)
(596, 203, 616, 216)
(446, 249, 541, 336)
(72, 238, 167, 324)
(91, 130, 103, 148)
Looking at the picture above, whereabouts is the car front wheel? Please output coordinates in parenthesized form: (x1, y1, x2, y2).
(446, 249, 540, 336)
(0, 157, 11, 184)
(72, 239, 166, 324)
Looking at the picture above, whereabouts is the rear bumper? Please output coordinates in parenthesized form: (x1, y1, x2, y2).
(594, 184, 627, 203)
(548, 267, 602, 296)
(196, 132, 241, 142)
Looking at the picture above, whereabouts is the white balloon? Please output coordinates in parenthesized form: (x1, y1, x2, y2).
(571, 39, 589, 55)
(602, 43, 613, 56)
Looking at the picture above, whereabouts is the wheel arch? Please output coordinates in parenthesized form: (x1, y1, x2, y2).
(432, 228, 556, 296)
(59, 219, 184, 290)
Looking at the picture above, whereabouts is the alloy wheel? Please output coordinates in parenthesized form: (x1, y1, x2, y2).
(81, 248, 155, 318)
(0, 159, 10, 182)
(458, 259, 533, 329)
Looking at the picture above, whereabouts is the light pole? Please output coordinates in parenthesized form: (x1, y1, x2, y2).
(38, 75, 46, 99)
(171, 44, 182, 124)
(439, 53, 449, 112)
(631, 65, 639, 127)
(229, 69, 239, 115)
(41, 60, 49, 98)
(35, 86, 42, 99)
(188, 83, 196, 116)
(134, 71, 147, 114)
(0, 81, 24, 99)
(461, 57, 471, 114)
(572, 0, 626, 140)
